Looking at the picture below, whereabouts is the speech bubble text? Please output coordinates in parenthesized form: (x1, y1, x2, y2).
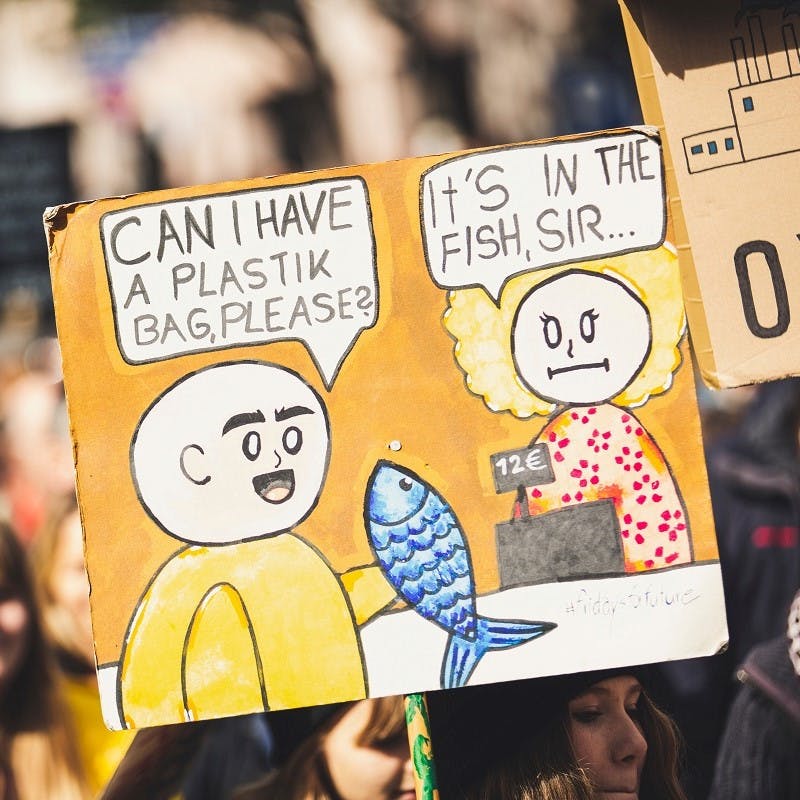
(100, 177, 377, 387)
(420, 131, 666, 300)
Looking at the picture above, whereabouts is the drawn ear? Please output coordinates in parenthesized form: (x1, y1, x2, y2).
(179, 444, 211, 486)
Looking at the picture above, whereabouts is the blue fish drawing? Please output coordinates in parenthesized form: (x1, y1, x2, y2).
(364, 460, 556, 689)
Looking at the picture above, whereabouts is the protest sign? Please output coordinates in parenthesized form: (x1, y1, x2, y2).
(47, 128, 727, 731)
(621, 0, 800, 387)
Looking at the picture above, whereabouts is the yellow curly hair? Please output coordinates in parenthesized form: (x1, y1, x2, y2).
(443, 244, 685, 418)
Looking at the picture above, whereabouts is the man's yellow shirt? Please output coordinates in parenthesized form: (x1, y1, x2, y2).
(119, 533, 393, 728)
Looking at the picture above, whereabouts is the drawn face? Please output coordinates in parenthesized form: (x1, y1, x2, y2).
(566, 675, 648, 800)
(512, 270, 651, 405)
(132, 362, 330, 544)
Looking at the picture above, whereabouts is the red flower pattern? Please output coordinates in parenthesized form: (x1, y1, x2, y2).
(517, 404, 691, 572)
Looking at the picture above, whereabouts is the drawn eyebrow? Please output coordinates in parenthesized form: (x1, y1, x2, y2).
(275, 405, 314, 422)
(222, 410, 266, 436)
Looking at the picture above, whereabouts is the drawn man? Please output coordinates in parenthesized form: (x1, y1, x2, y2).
(118, 360, 391, 728)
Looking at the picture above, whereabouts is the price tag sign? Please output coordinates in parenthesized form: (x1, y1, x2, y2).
(490, 442, 554, 494)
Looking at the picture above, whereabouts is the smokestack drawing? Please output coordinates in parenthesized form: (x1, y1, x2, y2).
(784, 23, 800, 76)
(731, 37, 752, 85)
(748, 15, 772, 81)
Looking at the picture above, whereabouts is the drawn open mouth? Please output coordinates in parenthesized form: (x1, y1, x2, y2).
(547, 358, 609, 379)
(253, 469, 295, 504)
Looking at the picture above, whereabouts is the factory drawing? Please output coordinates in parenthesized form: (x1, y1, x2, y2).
(683, 15, 800, 173)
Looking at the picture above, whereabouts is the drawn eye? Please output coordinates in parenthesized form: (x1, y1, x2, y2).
(580, 309, 598, 343)
(282, 426, 302, 455)
(242, 431, 261, 461)
(399, 478, 413, 492)
(540, 313, 561, 349)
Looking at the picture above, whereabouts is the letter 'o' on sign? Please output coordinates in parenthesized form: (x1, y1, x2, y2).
(734, 240, 790, 339)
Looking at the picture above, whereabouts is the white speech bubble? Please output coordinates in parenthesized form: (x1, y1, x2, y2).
(100, 177, 377, 387)
(420, 130, 666, 302)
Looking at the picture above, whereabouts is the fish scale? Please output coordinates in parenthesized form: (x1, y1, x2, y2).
(371, 492, 476, 638)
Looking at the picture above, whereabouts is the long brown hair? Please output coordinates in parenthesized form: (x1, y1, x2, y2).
(234, 696, 406, 800)
(0, 521, 89, 800)
(636, 690, 687, 800)
(29, 493, 93, 671)
(466, 716, 595, 800)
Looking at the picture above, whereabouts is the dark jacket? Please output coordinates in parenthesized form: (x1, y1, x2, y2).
(708, 379, 800, 668)
(708, 635, 800, 800)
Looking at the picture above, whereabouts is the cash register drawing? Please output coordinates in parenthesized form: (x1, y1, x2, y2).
(444, 244, 694, 587)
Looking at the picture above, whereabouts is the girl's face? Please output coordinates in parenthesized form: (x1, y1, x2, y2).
(322, 701, 415, 800)
(49, 509, 93, 661)
(566, 675, 648, 800)
(0, 586, 30, 694)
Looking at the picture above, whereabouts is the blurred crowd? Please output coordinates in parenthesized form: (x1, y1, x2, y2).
(0, 0, 640, 197)
(0, 0, 798, 799)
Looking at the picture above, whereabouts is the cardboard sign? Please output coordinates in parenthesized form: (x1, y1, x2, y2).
(621, 0, 800, 387)
(47, 128, 727, 731)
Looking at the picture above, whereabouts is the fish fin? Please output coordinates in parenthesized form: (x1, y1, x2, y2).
(439, 619, 556, 689)
(477, 616, 557, 650)
(441, 634, 485, 690)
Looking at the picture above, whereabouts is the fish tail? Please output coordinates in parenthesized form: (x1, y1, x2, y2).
(441, 633, 487, 690)
(478, 616, 557, 650)
(440, 617, 556, 689)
